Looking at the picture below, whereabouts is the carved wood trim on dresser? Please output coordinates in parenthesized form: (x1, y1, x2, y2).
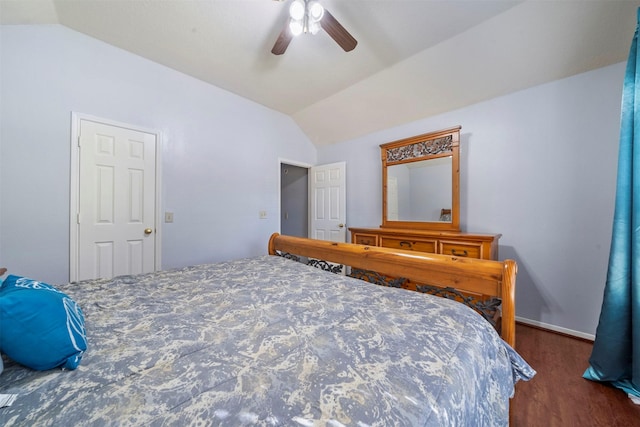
(349, 227, 501, 261)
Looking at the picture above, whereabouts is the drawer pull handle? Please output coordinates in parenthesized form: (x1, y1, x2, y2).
(399, 241, 413, 249)
(451, 249, 468, 257)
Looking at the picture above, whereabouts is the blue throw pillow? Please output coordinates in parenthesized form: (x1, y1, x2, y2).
(0, 275, 87, 371)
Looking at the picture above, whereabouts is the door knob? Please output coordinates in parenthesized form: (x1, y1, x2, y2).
(144, 228, 153, 235)
(338, 224, 345, 228)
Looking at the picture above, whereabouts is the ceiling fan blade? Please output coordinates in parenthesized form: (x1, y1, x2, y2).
(321, 9, 357, 52)
(271, 26, 293, 55)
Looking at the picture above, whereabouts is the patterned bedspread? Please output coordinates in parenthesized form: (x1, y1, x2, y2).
(0, 255, 534, 426)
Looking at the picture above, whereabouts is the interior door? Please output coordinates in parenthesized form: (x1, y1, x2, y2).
(309, 161, 346, 242)
(280, 163, 309, 238)
(76, 119, 157, 280)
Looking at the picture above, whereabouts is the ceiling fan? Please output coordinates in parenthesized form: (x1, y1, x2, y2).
(271, 0, 357, 55)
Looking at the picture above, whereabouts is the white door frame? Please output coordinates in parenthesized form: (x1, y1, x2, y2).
(69, 112, 163, 281)
(309, 161, 347, 242)
(278, 158, 313, 236)
(278, 159, 347, 241)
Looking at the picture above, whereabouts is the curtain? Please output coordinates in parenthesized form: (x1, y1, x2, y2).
(583, 8, 640, 402)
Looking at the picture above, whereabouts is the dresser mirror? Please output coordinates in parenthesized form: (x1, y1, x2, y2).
(381, 126, 460, 231)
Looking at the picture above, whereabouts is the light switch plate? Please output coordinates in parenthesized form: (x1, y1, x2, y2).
(165, 212, 174, 223)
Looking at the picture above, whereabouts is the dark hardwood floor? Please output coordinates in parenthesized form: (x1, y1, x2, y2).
(511, 323, 640, 426)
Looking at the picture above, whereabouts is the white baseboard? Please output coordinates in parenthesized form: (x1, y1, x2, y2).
(516, 316, 595, 341)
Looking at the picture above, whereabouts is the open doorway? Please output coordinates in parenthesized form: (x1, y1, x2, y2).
(280, 163, 309, 238)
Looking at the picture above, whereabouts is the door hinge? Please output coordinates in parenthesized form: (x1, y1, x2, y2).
(76, 213, 81, 224)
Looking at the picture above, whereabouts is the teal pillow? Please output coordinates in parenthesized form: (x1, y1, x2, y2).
(0, 275, 87, 370)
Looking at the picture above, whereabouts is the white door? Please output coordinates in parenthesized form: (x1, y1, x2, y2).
(76, 119, 157, 280)
(309, 162, 346, 242)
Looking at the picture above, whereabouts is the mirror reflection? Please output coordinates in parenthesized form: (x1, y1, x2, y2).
(386, 157, 452, 222)
(380, 125, 460, 231)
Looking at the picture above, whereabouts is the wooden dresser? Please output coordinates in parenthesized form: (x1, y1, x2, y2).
(349, 227, 501, 260)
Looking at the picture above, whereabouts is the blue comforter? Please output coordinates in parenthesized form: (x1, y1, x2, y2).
(0, 255, 534, 426)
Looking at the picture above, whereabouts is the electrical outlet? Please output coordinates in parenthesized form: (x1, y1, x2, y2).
(165, 212, 174, 223)
(259, 210, 268, 219)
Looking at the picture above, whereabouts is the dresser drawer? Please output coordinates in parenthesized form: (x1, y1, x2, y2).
(353, 233, 379, 246)
(381, 237, 437, 253)
(348, 227, 500, 260)
(439, 241, 481, 258)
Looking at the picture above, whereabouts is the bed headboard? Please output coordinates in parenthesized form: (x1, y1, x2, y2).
(268, 233, 517, 348)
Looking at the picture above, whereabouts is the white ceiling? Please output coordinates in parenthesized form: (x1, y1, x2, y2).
(1, 0, 638, 146)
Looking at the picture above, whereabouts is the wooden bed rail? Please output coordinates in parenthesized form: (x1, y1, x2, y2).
(268, 233, 517, 348)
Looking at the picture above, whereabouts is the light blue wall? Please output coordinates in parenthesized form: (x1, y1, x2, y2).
(0, 25, 317, 284)
(0, 24, 626, 337)
(318, 62, 625, 337)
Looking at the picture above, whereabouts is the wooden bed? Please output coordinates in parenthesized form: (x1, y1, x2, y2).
(1, 233, 531, 426)
(268, 233, 517, 347)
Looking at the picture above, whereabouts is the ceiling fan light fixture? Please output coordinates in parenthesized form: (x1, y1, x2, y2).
(308, 1, 324, 22)
(272, 0, 357, 55)
(289, 19, 304, 36)
(289, 0, 305, 21)
(308, 20, 321, 35)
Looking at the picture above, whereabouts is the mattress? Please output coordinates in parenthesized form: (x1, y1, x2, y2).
(0, 255, 534, 426)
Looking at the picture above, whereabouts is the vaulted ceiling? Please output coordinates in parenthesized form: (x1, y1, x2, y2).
(1, 0, 638, 145)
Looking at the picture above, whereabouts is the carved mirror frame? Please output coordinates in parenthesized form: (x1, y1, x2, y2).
(381, 126, 460, 231)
